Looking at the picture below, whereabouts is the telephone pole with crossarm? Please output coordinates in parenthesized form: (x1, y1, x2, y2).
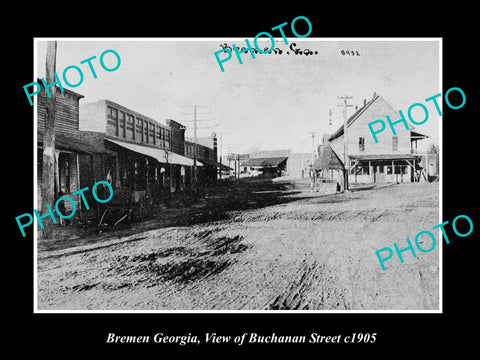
(337, 95, 353, 191)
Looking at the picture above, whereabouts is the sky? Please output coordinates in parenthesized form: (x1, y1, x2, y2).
(35, 38, 440, 156)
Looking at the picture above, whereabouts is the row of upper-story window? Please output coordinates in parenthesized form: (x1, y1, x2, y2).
(106, 105, 171, 148)
(358, 136, 399, 152)
(185, 142, 194, 158)
(185, 142, 215, 161)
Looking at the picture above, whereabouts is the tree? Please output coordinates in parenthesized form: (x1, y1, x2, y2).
(427, 143, 439, 154)
(40, 41, 58, 239)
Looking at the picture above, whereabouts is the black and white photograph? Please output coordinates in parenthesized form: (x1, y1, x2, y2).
(32, 38, 441, 311)
(7, 8, 478, 355)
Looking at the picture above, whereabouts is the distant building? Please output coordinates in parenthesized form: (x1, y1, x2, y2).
(227, 153, 250, 178)
(239, 150, 287, 178)
(241, 157, 288, 178)
(287, 152, 314, 178)
(236, 149, 314, 179)
(185, 133, 228, 186)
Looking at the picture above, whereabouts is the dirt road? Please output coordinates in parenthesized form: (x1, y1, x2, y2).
(37, 178, 439, 311)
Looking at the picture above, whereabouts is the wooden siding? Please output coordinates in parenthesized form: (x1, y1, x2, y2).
(37, 87, 83, 135)
(330, 96, 413, 163)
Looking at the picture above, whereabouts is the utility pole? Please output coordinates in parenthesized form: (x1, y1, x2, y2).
(300, 141, 305, 179)
(180, 105, 210, 195)
(337, 95, 353, 191)
(227, 145, 240, 182)
(308, 131, 316, 166)
(41, 41, 58, 239)
(193, 104, 197, 194)
(213, 123, 222, 180)
(219, 133, 223, 180)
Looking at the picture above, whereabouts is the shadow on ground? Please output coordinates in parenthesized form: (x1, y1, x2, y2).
(39, 178, 314, 252)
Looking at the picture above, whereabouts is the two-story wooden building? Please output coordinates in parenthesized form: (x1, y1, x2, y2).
(319, 93, 428, 186)
(37, 85, 105, 220)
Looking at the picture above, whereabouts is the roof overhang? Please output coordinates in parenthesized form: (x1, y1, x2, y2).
(410, 131, 429, 140)
(349, 154, 417, 161)
(37, 132, 103, 154)
(241, 157, 288, 167)
(106, 138, 202, 166)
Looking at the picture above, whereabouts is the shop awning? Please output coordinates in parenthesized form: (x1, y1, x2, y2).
(106, 138, 202, 166)
(166, 150, 203, 167)
(198, 157, 231, 170)
(106, 138, 168, 162)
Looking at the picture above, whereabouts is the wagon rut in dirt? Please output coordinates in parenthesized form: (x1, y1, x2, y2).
(98, 234, 251, 291)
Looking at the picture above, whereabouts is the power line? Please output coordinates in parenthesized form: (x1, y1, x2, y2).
(181, 104, 211, 194)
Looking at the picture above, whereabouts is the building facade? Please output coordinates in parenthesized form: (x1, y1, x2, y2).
(79, 100, 202, 207)
(37, 85, 96, 219)
(37, 88, 221, 229)
(185, 136, 219, 186)
(325, 93, 429, 186)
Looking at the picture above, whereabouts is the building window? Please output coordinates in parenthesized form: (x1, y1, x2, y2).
(395, 165, 408, 175)
(359, 137, 365, 152)
(148, 123, 155, 144)
(165, 129, 170, 147)
(155, 125, 161, 146)
(126, 114, 135, 140)
(108, 106, 118, 119)
(352, 162, 370, 175)
(143, 121, 149, 143)
(392, 136, 398, 152)
(135, 119, 143, 142)
(119, 111, 126, 138)
(107, 106, 118, 136)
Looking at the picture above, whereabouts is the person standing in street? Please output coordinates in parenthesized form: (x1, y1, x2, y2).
(309, 166, 316, 192)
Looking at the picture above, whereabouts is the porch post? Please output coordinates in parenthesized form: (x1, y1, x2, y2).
(115, 153, 121, 189)
(391, 160, 394, 182)
(75, 153, 82, 220)
(54, 150, 60, 195)
(369, 160, 372, 182)
(354, 162, 357, 183)
(413, 158, 416, 182)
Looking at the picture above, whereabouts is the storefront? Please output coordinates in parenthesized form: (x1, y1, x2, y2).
(348, 155, 420, 183)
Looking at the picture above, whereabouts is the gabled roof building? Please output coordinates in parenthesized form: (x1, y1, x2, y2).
(315, 92, 429, 186)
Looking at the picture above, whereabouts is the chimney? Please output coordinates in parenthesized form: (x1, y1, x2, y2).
(355, 105, 358, 112)
(363, 98, 366, 106)
(373, 91, 377, 98)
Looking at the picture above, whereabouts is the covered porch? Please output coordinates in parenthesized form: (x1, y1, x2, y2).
(348, 154, 423, 184)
